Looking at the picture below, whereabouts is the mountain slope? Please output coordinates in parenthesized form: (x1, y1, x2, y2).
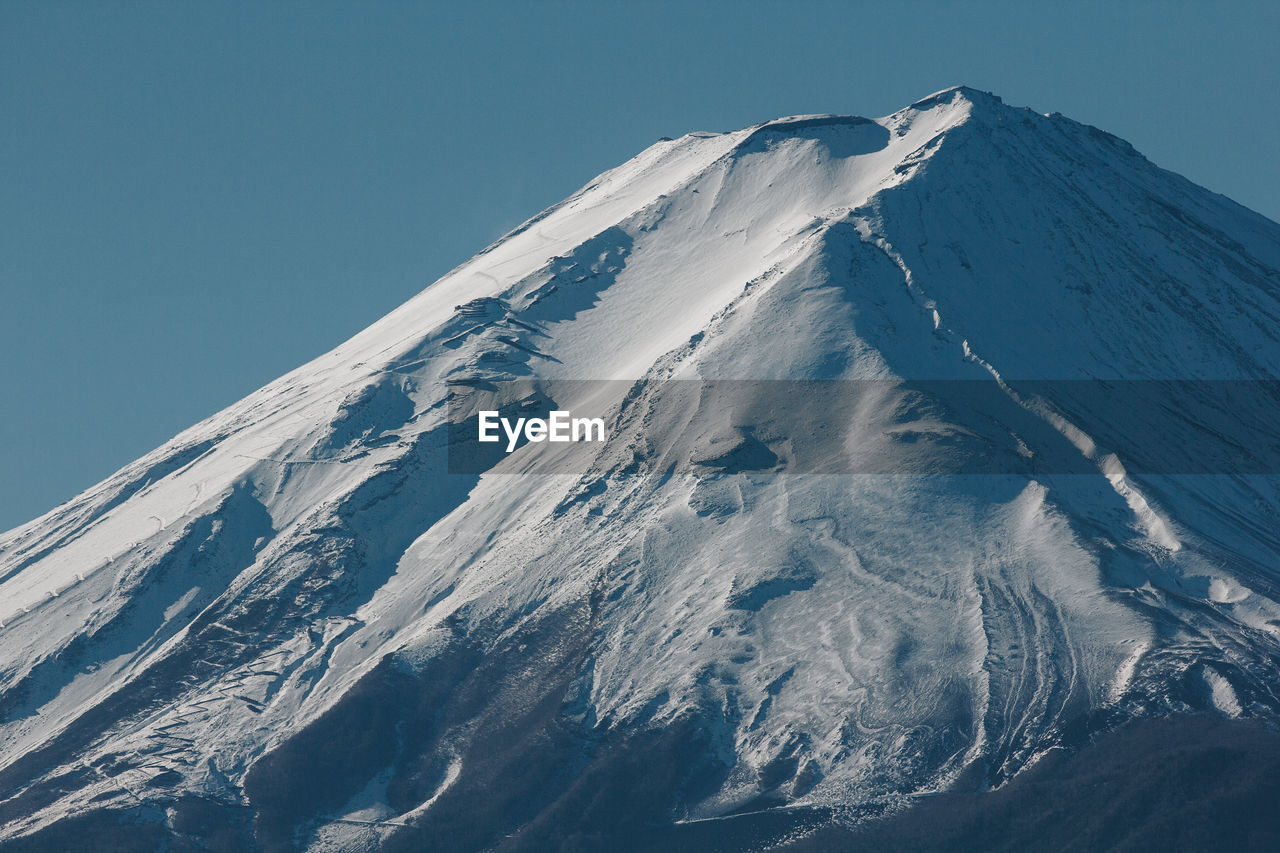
(3, 86, 1280, 850)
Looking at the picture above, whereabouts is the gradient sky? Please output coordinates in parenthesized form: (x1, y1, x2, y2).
(2, 0, 1277, 531)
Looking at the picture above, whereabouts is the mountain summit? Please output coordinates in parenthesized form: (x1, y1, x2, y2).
(3, 88, 1280, 850)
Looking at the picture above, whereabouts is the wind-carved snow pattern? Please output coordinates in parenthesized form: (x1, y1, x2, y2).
(3, 86, 1280, 848)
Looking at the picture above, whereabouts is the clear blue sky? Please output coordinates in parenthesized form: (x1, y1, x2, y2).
(2, 0, 1277, 531)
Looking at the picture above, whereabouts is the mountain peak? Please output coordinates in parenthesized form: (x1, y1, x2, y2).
(909, 84, 1006, 111)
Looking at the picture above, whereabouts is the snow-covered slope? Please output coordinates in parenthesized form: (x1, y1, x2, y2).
(3, 86, 1280, 850)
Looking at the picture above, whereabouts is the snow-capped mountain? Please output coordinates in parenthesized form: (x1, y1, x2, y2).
(3, 86, 1280, 850)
